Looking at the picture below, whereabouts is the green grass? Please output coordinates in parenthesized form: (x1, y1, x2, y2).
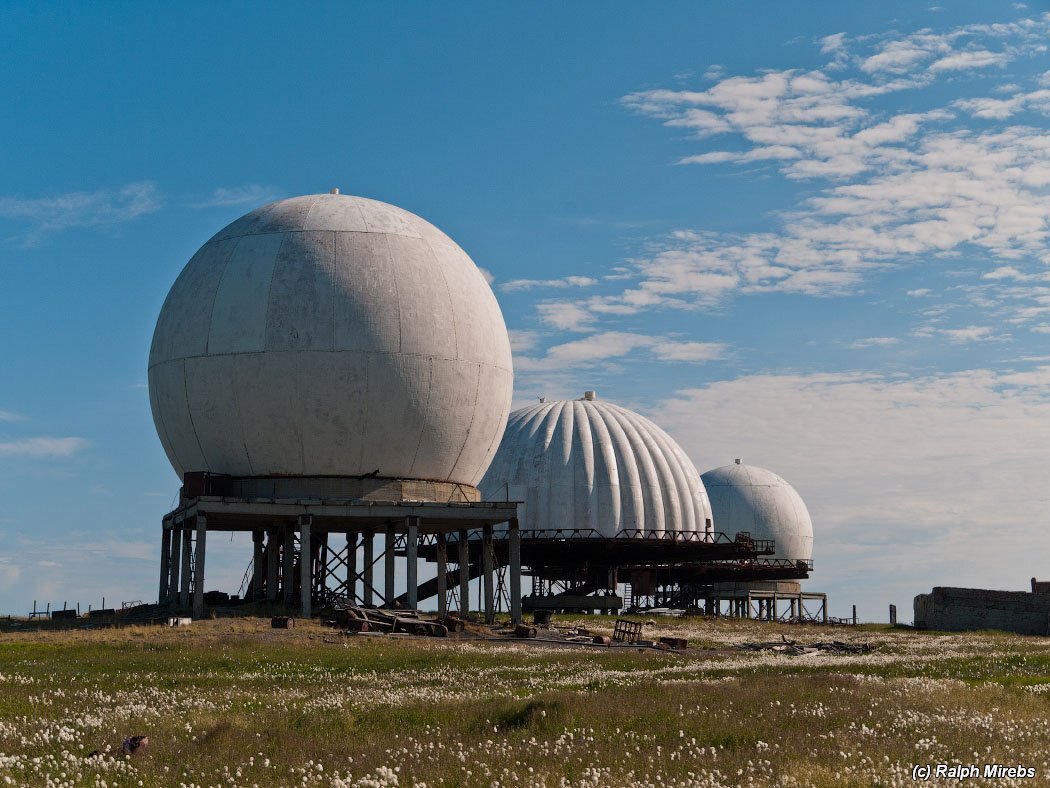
(0, 617, 1048, 786)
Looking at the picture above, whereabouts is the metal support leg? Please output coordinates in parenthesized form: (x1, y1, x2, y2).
(192, 515, 207, 619)
(483, 524, 494, 624)
(384, 526, 396, 607)
(458, 529, 469, 616)
(299, 516, 312, 617)
(251, 530, 265, 601)
(363, 528, 374, 606)
(436, 533, 448, 618)
(168, 525, 182, 604)
(179, 528, 192, 609)
(266, 529, 280, 602)
(159, 528, 172, 604)
(509, 518, 521, 625)
(347, 532, 357, 603)
(282, 527, 295, 605)
(406, 517, 418, 611)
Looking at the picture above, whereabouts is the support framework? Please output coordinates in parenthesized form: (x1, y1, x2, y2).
(159, 497, 523, 625)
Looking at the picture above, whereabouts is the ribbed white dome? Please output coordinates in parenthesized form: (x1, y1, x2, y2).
(148, 193, 513, 485)
(479, 396, 713, 537)
(700, 462, 813, 561)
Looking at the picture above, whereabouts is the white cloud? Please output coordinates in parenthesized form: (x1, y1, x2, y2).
(0, 182, 161, 244)
(536, 302, 597, 332)
(478, 267, 495, 285)
(648, 366, 1050, 615)
(0, 410, 21, 422)
(0, 437, 89, 458)
(819, 33, 848, 54)
(928, 49, 1009, 72)
(851, 336, 900, 348)
(595, 14, 1050, 328)
(516, 332, 727, 372)
(954, 88, 1050, 119)
(193, 184, 279, 208)
(501, 276, 598, 292)
(508, 329, 542, 353)
(907, 288, 933, 297)
(937, 325, 1003, 343)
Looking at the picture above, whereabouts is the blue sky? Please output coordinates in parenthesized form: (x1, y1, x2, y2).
(2, 1, 1049, 618)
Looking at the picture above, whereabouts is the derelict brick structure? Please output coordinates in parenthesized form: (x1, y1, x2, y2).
(148, 191, 522, 623)
(914, 586, 1050, 636)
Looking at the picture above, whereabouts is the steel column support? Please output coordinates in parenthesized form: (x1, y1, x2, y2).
(167, 525, 182, 604)
(192, 515, 207, 619)
(251, 530, 265, 601)
(299, 515, 312, 617)
(159, 527, 172, 604)
(436, 532, 448, 618)
(509, 518, 522, 625)
(282, 527, 295, 605)
(482, 524, 494, 624)
(405, 517, 418, 611)
(266, 529, 280, 602)
(347, 531, 357, 603)
(458, 529, 469, 615)
(363, 528, 375, 606)
(384, 526, 396, 607)
(179, 528, 192, 608)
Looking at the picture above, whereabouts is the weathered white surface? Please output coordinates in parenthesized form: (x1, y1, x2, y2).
(149, 193, 513, 485)
(479, 397, 713, 537)
(700, 462, 813, 561)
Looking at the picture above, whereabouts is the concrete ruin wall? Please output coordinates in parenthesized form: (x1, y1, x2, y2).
(914, 586, 1050, 636)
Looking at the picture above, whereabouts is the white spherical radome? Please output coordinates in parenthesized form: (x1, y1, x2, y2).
(479, 396, 713, 538)
(148, 193, 513, 486)
(700, 462, 813, 562)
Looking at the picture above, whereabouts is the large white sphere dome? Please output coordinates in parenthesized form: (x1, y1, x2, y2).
(700, 462, 813, 562)
(479, 395, 713, 537)
(148, 192, 513, 485)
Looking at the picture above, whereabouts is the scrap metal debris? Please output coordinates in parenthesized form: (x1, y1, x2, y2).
(736, 636, 874, 656)
(329, 605, 449, 637)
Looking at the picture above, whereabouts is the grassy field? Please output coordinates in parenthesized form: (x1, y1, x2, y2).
(1, 616, 1049, 787)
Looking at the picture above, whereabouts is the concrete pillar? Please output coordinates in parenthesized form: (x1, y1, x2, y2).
(299, 516, 312, 617)
(266, 529, 280, 602)
(509, 518, 522, 626)
(282, 527, 295, 605)
(482, 524, 494, 624)
(192, 515, 207, 619)
(159, 527, 172, 604)
(347, 532, 357, 603)
(436, 532, 448, 618)
(406, 517, 419, 611)
(384, 526, 396, 607)
(167, 525, 183, 604)
(179, 528, 192, 608)
(251, 530, 265, 601)
(458, 529, 469, 615)
(363, 528, 374, 606)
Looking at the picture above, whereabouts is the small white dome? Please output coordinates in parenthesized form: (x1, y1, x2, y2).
(700, 462, 813, 561)
(480, 397, 713, 537)
(148, 193, 513, 485)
